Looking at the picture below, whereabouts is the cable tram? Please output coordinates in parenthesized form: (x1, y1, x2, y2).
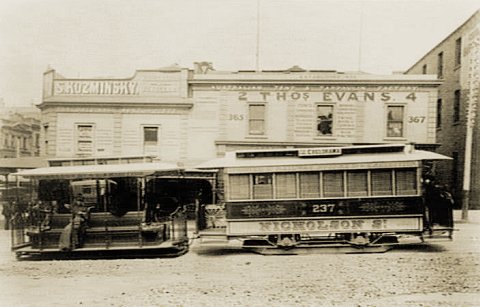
(10, 156, 214, 259)
(194, 144, 454, 254)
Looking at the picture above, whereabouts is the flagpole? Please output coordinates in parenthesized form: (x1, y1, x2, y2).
(358, 1, 364, 71)
(255, 0, 261, 72)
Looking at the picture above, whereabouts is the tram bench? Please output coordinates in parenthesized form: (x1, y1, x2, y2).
(26, 211, 169, 249)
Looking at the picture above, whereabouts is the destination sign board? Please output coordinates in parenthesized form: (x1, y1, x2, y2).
(227, 217, 422, 235)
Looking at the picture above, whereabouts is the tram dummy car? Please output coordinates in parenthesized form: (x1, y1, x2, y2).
(195, 144, 454, 254)
(10, 159, 214, 259)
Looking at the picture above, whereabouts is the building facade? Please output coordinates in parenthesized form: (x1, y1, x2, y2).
(0, 110, 41, 158)
(406, 10, 480, 209)
(40, 63, 441, 168)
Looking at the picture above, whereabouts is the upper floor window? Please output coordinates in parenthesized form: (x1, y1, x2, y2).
(455, 37, 462, 66)
(453, 90, 461, 123)
(35, 134, 40, 148)
(437, 99, 442, 128)
(248, 104, 265, 135)
(437, 52, 444, 78)
(143, 126, 159, 145)
(76, 124, 94, 155)
(422, 64, 427, 74)
(317, 105, 333, 136)
(386, 106, 404, 138)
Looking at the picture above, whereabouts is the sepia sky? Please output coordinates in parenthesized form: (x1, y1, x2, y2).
(0, 0, 479, 107)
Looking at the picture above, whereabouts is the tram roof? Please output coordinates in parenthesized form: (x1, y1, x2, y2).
(196, 146, 451, 169)
(12, 162, 188, 179)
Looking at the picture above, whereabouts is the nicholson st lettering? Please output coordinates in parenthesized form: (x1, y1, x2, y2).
(54, 81, 139, 95)
(258, 219, 387, 232)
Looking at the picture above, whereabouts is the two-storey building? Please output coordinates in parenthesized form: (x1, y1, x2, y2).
(39, 63, 441, 168)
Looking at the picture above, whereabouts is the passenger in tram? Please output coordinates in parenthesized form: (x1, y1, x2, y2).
(27, 200, 53, 230)
(59, 193, 92, 251)
(144, 197, 180, 224)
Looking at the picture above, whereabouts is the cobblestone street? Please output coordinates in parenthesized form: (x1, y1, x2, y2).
(0, 211, 479, 307)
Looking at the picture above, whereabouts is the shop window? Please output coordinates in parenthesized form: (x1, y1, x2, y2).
(452, 151, 459, 192)
(275, 173, 296, 198)
(347, 171, 368, 197)
(76, 124, 94, 155)
(387, 106, 404, 138)
(317, 105, 333, 136)
(253, 173, 273, 199)
(300, 172, 320, 198)
(395, 169, 417, 195)
(323, 171, 344, 198)
(229, 174, 250, 200)
(248, 104, 265, 135)
(371, 170, 393, 196)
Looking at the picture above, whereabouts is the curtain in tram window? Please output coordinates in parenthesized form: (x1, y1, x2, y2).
(395, 169, 417, 195)
(371, 170, 393, 196)
(275, 173, 297, 199)
(299, 173, 320, 198)
(229, 175, 250, 200)
(323, 171, 344, 198)
(347, 171, 368, 197)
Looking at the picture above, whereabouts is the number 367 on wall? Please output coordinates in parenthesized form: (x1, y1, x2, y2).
(408, 116, 426, 123)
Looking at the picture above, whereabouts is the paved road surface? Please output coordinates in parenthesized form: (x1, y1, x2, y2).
(0, 211, 479, 306)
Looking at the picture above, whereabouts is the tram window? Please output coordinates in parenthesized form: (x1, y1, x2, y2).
(395, 169, 417, 195)
(229, 175, 250, 200)
(253, 174, 273, 199)
(300, 172, 320, 198)
(371, 170, 393, 196)
(347, 171, 368, 197)
(323, 171, 344, 198)
(275, 173, 296, 198)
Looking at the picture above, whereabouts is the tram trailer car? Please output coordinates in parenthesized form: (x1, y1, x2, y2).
(195, 144, 454, 254)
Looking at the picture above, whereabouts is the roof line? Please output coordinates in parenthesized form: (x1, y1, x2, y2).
(405, 9, 480, 73)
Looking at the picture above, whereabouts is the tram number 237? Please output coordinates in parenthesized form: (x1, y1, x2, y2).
(312, 204, 335, 213)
